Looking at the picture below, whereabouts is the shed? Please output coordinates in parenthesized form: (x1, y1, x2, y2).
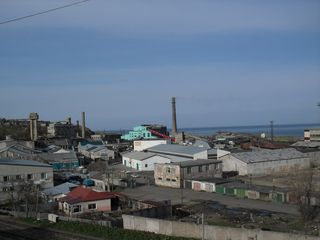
(215, 185, 225, 194)
(192, 181, 203, 191)
(184, 180, 192, 189)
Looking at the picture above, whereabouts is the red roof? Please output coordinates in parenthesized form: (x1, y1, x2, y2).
(60, 186, 118, 204)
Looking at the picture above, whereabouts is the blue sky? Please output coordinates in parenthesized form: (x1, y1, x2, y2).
(0, 0, 319, 130)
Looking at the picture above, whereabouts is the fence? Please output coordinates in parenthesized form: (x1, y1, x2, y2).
(122, 214, 319, 240)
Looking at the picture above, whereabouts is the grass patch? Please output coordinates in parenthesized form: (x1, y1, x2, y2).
(21, 218, 194, 240)
(287, 220, 306, 232)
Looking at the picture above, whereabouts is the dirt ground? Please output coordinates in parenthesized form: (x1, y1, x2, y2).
(237, 168, 320, 191)
(179, 201, 320, 236)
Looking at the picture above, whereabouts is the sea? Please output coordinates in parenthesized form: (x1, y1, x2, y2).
(178, 123, 320, 137)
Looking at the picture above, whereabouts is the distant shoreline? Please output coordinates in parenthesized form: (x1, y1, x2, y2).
(98, 123, 320, 137)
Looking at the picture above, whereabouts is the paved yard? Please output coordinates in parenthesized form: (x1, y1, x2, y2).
(121, 185, 299, 215)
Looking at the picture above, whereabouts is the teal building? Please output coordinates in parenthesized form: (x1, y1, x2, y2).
(121, 125, 157, 141)
(51, 161, 79, 171)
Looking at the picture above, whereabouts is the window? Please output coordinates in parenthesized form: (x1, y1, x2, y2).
(158, 177, 162, 180)
(166, 178, 170, 181)
(16, 175, 21, 180)
(187, 167, 191, 174)
(145, 164, 148, 168)
(27, 174, 33, 180)
(41, 172, 47, 180)
(166, 167, 171, 173)
(198, 166, 202, 172)
(172, 179, 177, 182)
(3, 176, 10, 182)
(88, 203, 96, 210)
(205, 165, 209, 171)
(2, 187, 13, 192)
(73, 205, 82, 213)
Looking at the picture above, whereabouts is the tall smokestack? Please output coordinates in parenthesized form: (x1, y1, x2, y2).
(76, 120, 80, 137)
(171, 97, 177, 135)
(82, 112, 86, 138)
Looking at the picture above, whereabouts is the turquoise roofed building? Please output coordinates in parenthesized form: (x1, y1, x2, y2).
(121, 125, 157, 141)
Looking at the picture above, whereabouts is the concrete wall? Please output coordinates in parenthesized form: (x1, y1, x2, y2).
(154, 162, 222, 188)
(304, 151, 320, 166)
(154, 164, 181, 188)
(221, 155, 248, 175)
(134, 140, 170, 152)
(247, 157, 310, 176)
(122, 215, 318, 240)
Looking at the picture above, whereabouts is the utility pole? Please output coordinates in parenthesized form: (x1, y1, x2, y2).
(270, 120, 274, 142)
(180, 162, 183, 204)
(201, 213, 205, 240)
(35, 184, 39, 220)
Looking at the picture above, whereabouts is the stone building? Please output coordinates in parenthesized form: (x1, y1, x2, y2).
(154, 159, 222, 188)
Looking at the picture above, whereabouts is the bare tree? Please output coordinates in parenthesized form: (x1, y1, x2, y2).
(5, 179, 38, 218)
(290, 167, 320, 223)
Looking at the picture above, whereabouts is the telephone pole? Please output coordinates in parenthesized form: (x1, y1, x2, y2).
(270, 120, 274, 142)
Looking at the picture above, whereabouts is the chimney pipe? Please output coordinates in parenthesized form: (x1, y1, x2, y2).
(171, 97, 177, 135)
(82, 112, 86, 138)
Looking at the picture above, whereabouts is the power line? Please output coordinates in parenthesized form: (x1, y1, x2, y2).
(0, 0, 90, 25)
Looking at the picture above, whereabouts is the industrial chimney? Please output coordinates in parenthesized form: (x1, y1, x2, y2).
(29, 112, 39, 141)
(76, 120, 80, 137)
(171, 97, 177, 135)
(82, 112, 86, 138)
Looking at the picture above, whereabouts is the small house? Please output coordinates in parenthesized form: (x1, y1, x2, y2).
(59, 186, 121, 215)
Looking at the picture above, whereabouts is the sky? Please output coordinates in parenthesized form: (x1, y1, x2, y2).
(0, 0, 320, 130)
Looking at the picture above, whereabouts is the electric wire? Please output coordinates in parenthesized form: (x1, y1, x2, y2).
(0, 0, 90, 25)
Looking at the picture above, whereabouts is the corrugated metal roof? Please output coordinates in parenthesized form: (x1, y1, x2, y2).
(291, 141, 320, 148)
(0, 158, 52, 168)
(232, 148, 306, 164)
(122, 151, 158, 161)
(0, 144, 40, 155)
(146, 144, 207, 157)
(39, 151, 78, 162)
(42, 182, 78, 196)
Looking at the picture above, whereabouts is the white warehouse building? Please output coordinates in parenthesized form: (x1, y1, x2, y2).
(122, 152, 171, 171)
(133, 139, 171, 152)
(220, 148, 310, 176)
